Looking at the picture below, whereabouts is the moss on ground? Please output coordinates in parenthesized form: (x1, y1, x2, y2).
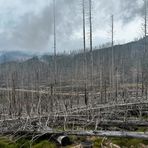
(93, 138, 103, 148)
(137, 127, 148, 132)
(0, 136, 148, 148)
(111, 138, 148, 148)
(33, 140, 56, 148)
(84, 137, 148, 148)
(0, 138, 56, 148)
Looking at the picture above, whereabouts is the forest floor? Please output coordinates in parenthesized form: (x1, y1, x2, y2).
(1, 118, 148, 148)
(0, 135, 148, 148)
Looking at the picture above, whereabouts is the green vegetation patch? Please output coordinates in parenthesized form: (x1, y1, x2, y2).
(112, 138, 148, 147)
(93, 138, 103, 148)
(33, 140, 56, 148)
(0, 137, 57, 148)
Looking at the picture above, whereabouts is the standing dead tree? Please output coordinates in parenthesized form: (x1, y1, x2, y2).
(49, 0, 57, 114)
(111, 15, 115, 101)
(142, 0, 148, 98)
(82, 0, 88, 106)
(53, 0, 57, 85)
(11, 72, 17, 117)
(88, 0, 94, 105)
(89, 0, 93, 89)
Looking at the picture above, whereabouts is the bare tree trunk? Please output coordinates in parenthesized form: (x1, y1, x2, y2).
(82, 0, 88, 106)
(89, 0, 93, 92)
(111, 15, 115, 100)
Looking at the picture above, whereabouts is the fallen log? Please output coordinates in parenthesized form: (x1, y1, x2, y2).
(1, 130, 148, 140)
(65, 130, 148, 139)
(1, 131, 71, 146)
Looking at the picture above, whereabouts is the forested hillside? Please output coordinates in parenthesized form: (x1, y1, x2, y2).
(0, 37, 147, 92)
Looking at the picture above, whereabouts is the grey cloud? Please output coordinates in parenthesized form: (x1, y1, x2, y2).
(95, 0, 143, 24)
(119, 0, 143, 23)
(2, 0, 81, 52)
(0, 0, 145, 53)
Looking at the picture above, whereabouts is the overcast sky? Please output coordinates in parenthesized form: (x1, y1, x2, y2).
(0, 0, 145, 54)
